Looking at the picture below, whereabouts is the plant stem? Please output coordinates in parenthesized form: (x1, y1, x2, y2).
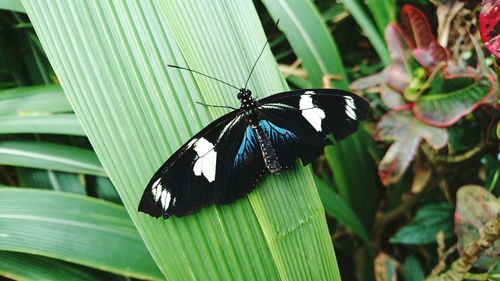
(425, 213, 500, 281)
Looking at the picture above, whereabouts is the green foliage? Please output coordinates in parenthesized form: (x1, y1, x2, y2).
(390, 204, 454, 244)
(402, 255, 425, 281)
(0, 252, 101, 281)
(0, 188, 163, 280)
(314, 177, 370, 244)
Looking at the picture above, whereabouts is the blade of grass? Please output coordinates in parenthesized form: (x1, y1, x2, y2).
(0, 85, 71, 116)
(0, 114, 85, 136)
(325, 129, 380, 231)
(0, 141, 105, 176)
(340, 0, 390, 65)
(314, 177, 370, 244)
(0, 188, 163, 280)
(17, 167, 87, 194)
(23, 0, 340, 280)
(261, 0, 348, 88)
(366, 0, 396, 35)
(0, 252, 101, 281)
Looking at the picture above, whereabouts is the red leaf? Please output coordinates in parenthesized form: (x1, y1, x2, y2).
(479, 0, 500, 58)
(413, 68, 496, 127)
(400, 5, 448, 69)
(455, 185, 500, 269)
(376, 110, 447, 186)
(381, 85, 406, 110)
(385, 24, 412, 93)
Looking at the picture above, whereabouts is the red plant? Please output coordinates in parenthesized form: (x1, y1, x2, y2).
(351, 4, 498, 186)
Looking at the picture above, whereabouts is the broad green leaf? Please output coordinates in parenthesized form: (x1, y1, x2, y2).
(314, 177, 370, 244)
(0, 251, 100, 281)
(23, 1, 340, 280)
(402, 255, 425, 281)
(0, 0, 24, 13)
(376, 110, 448, 186)
(389, 204, 454, 244)
(413, 72, 496, 127)
(0, 85, 70, 116)
(0, 141, 105, 176)
(261, 0, 348, 88)
(0, 114, 85, 136)
(17, 167, 86, 194)
(0, 188, 163, 280)
(455, 185, 499, 269)
(340, 0, 390, 65)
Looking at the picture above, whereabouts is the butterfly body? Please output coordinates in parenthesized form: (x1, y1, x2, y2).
(139, 88, 369, 219)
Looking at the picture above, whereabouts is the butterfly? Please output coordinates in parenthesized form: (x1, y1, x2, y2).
(138, 85, 369, 219)
(138, 21, 369, 219)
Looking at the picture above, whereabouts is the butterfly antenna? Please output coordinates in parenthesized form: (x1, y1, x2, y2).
(243, 19, 280, 90)
(168, 64, 240, 91)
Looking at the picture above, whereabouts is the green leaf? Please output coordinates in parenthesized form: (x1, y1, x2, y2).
(340, 0, 390, 65)
(314, 177, 370, 244)
(0, 251, 100, 281)
(17, 167, 87, 194)
(413, 72, 496, 127)
(402, 255, 425, 281)
(0, 85, 70, 116)
(0, 141, 105, 176)
(22, 1, 340, 280)
(88, 176, 121, 204)
(0, 114, 85, 136)
(390, 204, 454, 244)
(0, 188, 163, 280)
(0, 0, 25, 13)
(261, 0, 348, 88)
(365, 0, 396, 35)
(325, 129, 380, 230)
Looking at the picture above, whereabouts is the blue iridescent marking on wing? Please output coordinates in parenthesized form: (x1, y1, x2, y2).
(234, 126, 258, 169)
(259, 120, 298, 143)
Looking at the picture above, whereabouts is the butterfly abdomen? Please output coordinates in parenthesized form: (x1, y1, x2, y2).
(252, 122, 282, 174)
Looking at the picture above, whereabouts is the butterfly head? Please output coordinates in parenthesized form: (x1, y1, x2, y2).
(237, 88, 252, 101)
(238, 88, 256, 109)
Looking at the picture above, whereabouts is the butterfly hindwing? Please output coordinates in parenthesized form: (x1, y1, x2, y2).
(138, 111, 246, 218)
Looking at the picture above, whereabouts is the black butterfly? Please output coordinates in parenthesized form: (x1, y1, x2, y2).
(138, 85, 369, 218)
(139, 22, 369, 219)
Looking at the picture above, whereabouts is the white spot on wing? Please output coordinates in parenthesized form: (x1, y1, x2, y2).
(160, 189, 171, 210)
(299, 94, 325, 132)
(152, 178, 161, 188)
(154, 183, 162, 202)
(344, 96, 357, 120)
(192, 138, 217, 182)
